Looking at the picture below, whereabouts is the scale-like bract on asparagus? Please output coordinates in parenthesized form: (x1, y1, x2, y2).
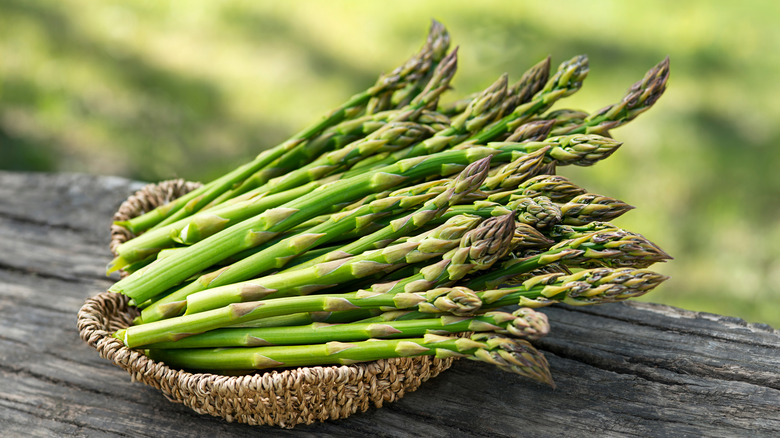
(107, 21, 673, 384)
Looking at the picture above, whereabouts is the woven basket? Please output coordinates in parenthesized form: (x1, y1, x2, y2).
(77, 179, 456, 427)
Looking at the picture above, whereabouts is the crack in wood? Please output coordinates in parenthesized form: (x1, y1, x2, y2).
(0, 260, 84, 284)
(0, 210, 90, 234)
(549, 304, 779, 348)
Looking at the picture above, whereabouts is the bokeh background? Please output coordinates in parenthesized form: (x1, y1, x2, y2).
(2, 0, 778, 327)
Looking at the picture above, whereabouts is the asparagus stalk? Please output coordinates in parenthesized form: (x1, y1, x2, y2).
(145, 332, 554, 386)
(118, 279, 487, 348)
(560, 193, 635, 225)
(332, 147, 554, 238)
(370, 213, 516, 296)
(439, 56, 551, 119)
(115, 21, 451, 234)
(119, 213, 514, 345)
(208, 113, 390, 206)
(143, 308, 549, 349)
(178, 214, 483, 316)
(243, 51, 458, 199)
(465, 227, 672, 290)
(486, 174, 588, 203)
(552, 57, 671, 136)
(342, 72, 510, 177)
(109, 122, 448, 272)
(365, 20, 452, 113)
(107, 180, 326, 273)
(477, 267, 669, 309)
(109, 134, 621, 304)
(467, 55, 589, 144)
(289, 157, 492, 270)
(504, 119, 556, 143)
(431, 194, 562, 230)
(483, 146, 550, 191)
(138, 160, 489, 323)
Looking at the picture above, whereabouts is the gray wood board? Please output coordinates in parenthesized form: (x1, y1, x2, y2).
(0, 171, 778, 437)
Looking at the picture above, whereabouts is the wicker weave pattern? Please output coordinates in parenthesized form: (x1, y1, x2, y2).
(78, 179, 456, 427)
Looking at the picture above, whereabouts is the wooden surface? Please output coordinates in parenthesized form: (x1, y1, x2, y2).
(1, 170, 778, 437)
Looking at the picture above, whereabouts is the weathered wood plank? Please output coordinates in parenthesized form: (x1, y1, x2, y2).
(0, 171, 778, 437)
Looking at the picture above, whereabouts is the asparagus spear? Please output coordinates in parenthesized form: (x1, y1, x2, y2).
(244, 51, 459, 198)
(107, 180, 326, 273)
(118, 277, 486, 348)
(108, 121, 444, 271)
(138, 160, 489, 323)
(439, 56, 551, 119)
(118, 213, 514, 346)
(486, 174, 587, 204)
(335, 147, 555, 238)
(177, 214, 483, 316)
(370, 213, 516, 296)
(342, 72, 510, 176)
(289, 157, 492, 270)
(109, 135, 621, 304)
(365, 20, 452, 114)
(467, 55, 589, 144)
(136, 265, 667, 351)
(430, 194, 562, 230)
(552, 57, 671, 136)
(145, 332, 554, 386)
(504, 119, 555, 143)
(560, 193, 635, 225)
(143, 308, 549, 349)
(465, 227, 672, 290)
(478, 267, 669, 309)
(115, 21, 451, 234)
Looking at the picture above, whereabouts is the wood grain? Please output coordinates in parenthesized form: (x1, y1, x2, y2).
(0, 171, 778, 437)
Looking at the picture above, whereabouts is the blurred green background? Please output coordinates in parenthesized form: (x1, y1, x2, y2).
(2, 0, 778, 327)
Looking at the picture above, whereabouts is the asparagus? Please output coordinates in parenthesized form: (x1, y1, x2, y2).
(504, 119, 555, 143)
(439, 56, 551, 119)
(430, 194, 562, 230)
(115, 21, 451, 234)
(477, 267, 669, 309)
(107, 180, 327, 273)
(342, 72, 510, 176)
(465, 227, 672, 290)
(145, 332, 554, 386)
(483, 146, 550, 191)
(138, 160, 489, 323)
(245, 51, 458, 198)
(109, 135, 621, 304)
(467, 55, 589, 144)
(118, 279, 487, 348)
(178, 214, 483, 315)
(365, 20, 452, 113)
(109, 122, 450, 272)
(118, 213, 515, 346)
(496, 57, 554, 119)
(358, 307, 549, 341)
(486, 174, 587, 203)
(560, 193, 635, 225)
(290, 157, 492, 269)
(143, 308, 549, 349)
(511, 223, 555, 250)
(370, 213, 516, 296)
(143, 265, 667, 351)
(346, 56, 555, 177)
(552, 57, 671, 136)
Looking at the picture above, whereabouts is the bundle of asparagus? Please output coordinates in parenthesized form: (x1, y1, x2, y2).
(109, 21, 671, 387)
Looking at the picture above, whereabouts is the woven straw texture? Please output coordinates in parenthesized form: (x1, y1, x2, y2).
(78, 179, 456, 427)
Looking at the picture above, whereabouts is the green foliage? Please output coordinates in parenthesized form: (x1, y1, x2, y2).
(2, 0, 778, 327)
